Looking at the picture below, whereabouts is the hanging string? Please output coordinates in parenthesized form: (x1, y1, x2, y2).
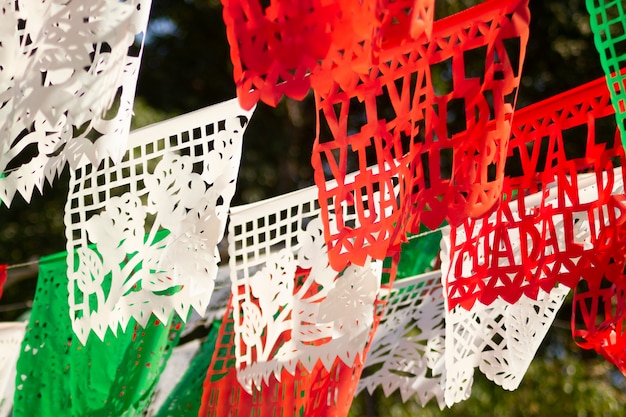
(6, 259, 39, 270)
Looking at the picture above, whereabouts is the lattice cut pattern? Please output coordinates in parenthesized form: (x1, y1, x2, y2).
(200, 298, 371, 417)
(587, 0, 626, 149)
(358, 271, 446, 408)
(312, 0, 530, 271)
(443, 76, 626, 311)
(572, 208, 626, 374)
(65, 99, 254, 343)
(221, 0, 432, 110)
(228, 180, 392, 390)
(0, 322, 26, 417)
(443, 285, 570, 407)
(0, 0, 151, 205)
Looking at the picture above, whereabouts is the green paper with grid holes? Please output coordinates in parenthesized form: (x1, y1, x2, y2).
(13, 251, 184, 417)
(155, 319, 221, 417)
(587, 0, 626, 148)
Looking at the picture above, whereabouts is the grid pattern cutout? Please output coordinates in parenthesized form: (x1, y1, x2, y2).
(444, 75, 626, 311)
(312, 0, 530, 271)
(587, 0, 626, 148)
(228, 173, 392, 390)
(65, 98, 254, 343)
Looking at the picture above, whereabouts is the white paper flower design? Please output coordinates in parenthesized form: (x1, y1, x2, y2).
(0, 0, 152, 204)
(65, 99, 253, 343)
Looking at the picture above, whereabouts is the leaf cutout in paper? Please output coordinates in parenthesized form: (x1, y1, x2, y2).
(199, 297, 375, 417)
(442, 76, 626, 311)
(228, 179, 389, 389)
(587, 0, 626, 150)
(312, 0, 530, 271)
(0, 0, 151, 205)
(64, 99, 254, 343)
(443, 285, 569, 407)
(358, 271, 446, 408)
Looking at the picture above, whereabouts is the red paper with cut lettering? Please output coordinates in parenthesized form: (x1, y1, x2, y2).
(198, 292, 389, 417)
(0, 265, 6, 299)
(572, 200, 626, 374)
(221, 0, 434, 110)
(443, 76, 626, 311)
(312, 0, 529, 270)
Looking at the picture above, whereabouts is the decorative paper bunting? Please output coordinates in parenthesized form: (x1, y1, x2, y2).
(587, 0, 626, 149)
(221, 0, 434, 110)
(147, 339, 201, 416)
(442, 76, 626, 311)
(0, 265, 6, 299)
(358, 247, 566, 409)
(572, 206, 626, 373)
(13, 252, 184, 417)
(228, 180, 390, 389)
(357, 270, 446, 408)
(64, 99, 254, 343)
(0, 322, 26, 417)
(154, 320, 222, 417)
(199, 297, 375, 417)
(0, 0, 151, 205)
(312, 0, 530, 271)
(443, 284, 569, 406)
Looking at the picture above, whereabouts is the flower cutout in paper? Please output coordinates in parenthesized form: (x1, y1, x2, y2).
(0, 0, 152, 205)
(65, 99, 253, 343)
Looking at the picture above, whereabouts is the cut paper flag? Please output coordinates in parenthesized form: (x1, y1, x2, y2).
(442, 76, 626, 311)
(587, 0, 626, 149)
(221, 0, 435, 109)
(357, 270, 446, 408)
(312, 0, 530, 271)
(358, 259, 566, 408)
(572, 205, 626, 373)
(153, 320, 222, 417)
(64, 98, 254, 343)
(0, 322, 26, 417)
(0, 0, 152, 205)
(228, 179, 391, 390)
(0, 265, 6, 299)
(442, 284, 570, 406)
(13, 252, 184, 417)
(200, 297, 380, 417)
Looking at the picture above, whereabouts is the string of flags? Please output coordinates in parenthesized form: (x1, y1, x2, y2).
(1, 0, 626, 416)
